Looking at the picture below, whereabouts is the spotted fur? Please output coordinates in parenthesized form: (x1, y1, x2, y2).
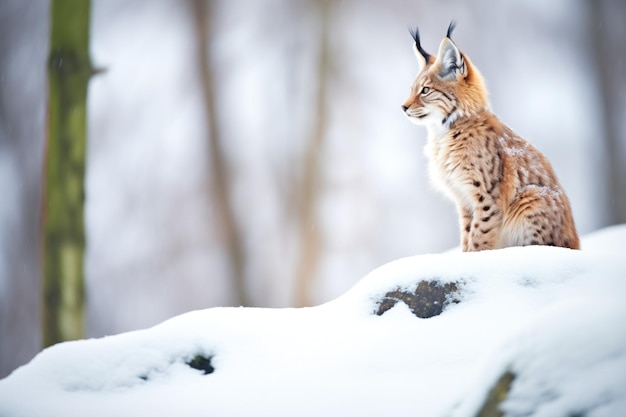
(402, 23, 579, 251)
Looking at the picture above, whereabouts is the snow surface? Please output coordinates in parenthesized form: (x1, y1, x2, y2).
(1, 226, 625, 417)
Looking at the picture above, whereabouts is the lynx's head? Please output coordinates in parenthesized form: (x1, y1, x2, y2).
(402, 22, 489, 129)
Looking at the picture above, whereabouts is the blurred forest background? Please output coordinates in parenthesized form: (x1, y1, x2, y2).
(1, 0, 625, 378)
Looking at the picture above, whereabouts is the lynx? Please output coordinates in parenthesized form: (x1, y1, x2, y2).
(402, 22, 579, 251)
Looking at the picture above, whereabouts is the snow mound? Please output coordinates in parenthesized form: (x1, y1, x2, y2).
(1, 225, 625, 417)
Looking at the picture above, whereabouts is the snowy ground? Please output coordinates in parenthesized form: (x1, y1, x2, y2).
(1, 225, 625, 417)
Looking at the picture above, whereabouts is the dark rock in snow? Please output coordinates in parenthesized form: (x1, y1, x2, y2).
(375, 280, 460, 318)
(186, 354, 215, 375)
(474, 371, 515, 417)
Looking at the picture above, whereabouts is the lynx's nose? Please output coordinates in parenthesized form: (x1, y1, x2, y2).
(402, 105, 409, 112)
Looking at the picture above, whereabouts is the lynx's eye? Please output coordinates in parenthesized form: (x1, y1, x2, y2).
(420, 86, 430, 95)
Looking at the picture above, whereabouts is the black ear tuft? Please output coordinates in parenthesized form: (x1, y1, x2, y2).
(408, 26, 420, 44)
(409, 25, 432, 63)
(446, 20, 457, 39)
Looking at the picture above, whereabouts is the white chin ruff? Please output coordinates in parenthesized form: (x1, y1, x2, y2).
(406, 115, 427, 126)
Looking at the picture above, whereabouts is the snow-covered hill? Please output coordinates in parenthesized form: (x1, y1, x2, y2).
(1, 226, 625, 417)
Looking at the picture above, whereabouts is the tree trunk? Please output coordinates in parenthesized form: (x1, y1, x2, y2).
(43, 0, 93, 347)
(587, 0, 626, 226)
(191, 0, 249, 306)
(294, 0, 332, 307)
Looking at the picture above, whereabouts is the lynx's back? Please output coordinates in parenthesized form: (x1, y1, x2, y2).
(402, 23, 579, 251)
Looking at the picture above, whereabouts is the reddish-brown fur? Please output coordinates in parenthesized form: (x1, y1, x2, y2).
(402, 27, 579, 251)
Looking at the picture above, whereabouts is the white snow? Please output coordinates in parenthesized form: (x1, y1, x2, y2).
(1, 225, 625, 417)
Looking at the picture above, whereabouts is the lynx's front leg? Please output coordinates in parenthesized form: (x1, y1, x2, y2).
(466, 200, 503, 251)
(459, 207, 472, 251)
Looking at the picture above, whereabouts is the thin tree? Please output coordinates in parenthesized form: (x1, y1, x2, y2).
(588, 0, 626, 225)
(43, 0, 94, 346)
(191, 0, 250, 306)
(294, 0, 333, 307)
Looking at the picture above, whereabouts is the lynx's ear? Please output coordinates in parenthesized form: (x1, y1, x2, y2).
(409, 26, 432, 69)
(436, 35, 466, 81)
